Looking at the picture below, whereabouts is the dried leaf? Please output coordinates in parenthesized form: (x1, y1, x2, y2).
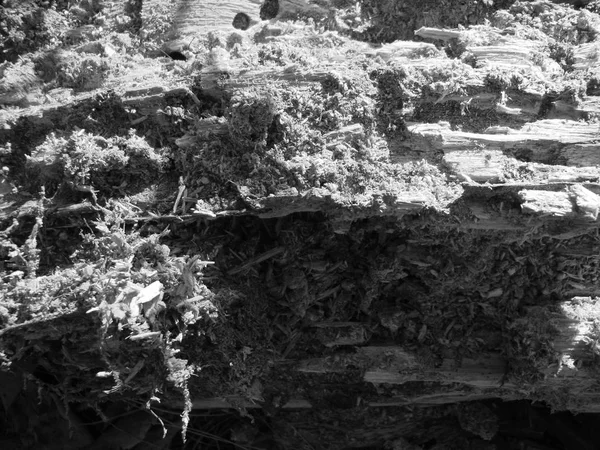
(131, 281, 164, 317)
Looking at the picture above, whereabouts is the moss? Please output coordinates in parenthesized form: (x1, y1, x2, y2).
(0, 222, 217, 439)
(0, 58, 40, 101)
(369, 67, 410, 134)
(227, 90, 279, 148)
(484, 71, 512, 93)
(139, 0, 177, 51)
(55, 51, 110, 90)
(549, 41, 576, 70)
(25, 129, 166, 196)
(505, 308, 561, 384)
(0, 6, 72, 62)
(123, 0, 144, 32)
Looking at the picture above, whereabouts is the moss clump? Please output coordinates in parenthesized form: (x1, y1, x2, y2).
(484, 70, 512, 93)
(505, 308, 561, 384)
(25, 129, 166, 196)
(139, 0, 177, 52)
(0, 58, 40, 105)
(227, 90, 279, 148)
(56, 51, 110, 90)
(1, 222, 218, 440)
(0, 6, 71, 62)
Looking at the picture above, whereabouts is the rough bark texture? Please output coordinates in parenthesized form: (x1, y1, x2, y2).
(3, 0, 600, 449)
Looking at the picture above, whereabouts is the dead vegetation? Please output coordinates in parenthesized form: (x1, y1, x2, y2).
(3, 0, 600, 449)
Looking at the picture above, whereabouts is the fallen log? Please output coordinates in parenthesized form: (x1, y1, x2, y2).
(5, 1, 600, 449)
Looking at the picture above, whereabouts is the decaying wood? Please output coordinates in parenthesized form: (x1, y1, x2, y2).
(143, 0, 262, 48)
(6, 1, 600, 448)
(159, 4, 600, 421)
(175, 21, 600, 223)
(269, 0, 335, 22)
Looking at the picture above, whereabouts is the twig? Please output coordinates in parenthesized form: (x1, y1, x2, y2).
(227, 247, 285, 275)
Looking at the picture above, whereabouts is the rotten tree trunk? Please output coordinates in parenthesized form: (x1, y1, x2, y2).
(5, 0, 600, 448)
